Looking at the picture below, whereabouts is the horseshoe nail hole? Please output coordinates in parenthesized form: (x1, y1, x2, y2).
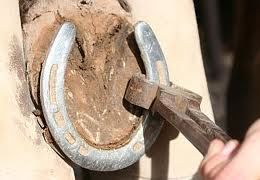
(132, 142, 143, 152)
(54, 111, 65, 127)
(65, 132, 76, 144)
(78, 146, 90, 156)
(49, 64, 58, 104)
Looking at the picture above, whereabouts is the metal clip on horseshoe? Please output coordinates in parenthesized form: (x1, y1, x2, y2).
(40, 21, 170, 171)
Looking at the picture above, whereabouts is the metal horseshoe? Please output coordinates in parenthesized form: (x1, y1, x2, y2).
(40, 21, 170, 171)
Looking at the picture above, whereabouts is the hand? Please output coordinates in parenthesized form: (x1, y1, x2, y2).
(200, 119, 260, 180)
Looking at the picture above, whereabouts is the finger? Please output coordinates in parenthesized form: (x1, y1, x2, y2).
(220, 138, 260, 180)
(221, 140, 239, 156)
(200, 139, 224, 169)
(201, 140, 239, 177)
(206, 141, 240, 179)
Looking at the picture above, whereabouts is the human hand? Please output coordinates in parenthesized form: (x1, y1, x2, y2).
(200, 119, 260, 180)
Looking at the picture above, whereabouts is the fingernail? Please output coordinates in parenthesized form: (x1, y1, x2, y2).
(221, 140, 239, 156)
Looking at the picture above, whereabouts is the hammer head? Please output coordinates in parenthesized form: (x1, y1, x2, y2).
(124, 74, 159, 109)
(125, 74, 159, 109)
(124, 74, 203, 111)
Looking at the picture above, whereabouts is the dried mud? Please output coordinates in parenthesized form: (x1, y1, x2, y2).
(22, 0, 143, 149)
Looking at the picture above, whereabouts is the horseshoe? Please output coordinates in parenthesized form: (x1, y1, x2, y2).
(40, 21, 170, 171)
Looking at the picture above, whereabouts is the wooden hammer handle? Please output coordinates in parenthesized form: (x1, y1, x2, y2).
(185, 108, 231, 155)
(152, 89, 231, 156)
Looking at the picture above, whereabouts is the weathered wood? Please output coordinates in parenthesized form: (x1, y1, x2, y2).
(156, 91, 230, 155)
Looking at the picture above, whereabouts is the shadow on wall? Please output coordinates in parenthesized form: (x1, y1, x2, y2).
(227, 1, 260, 140)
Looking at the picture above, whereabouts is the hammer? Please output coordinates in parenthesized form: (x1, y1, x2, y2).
(124, 73, 231, 155)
